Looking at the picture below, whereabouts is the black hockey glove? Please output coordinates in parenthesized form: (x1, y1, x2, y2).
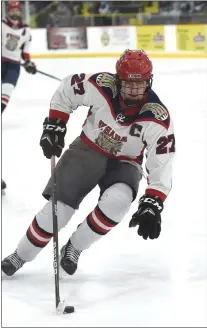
(129, 195, 163, 240)
(40, 117, 66, 159)
(24, 60, 37, 74)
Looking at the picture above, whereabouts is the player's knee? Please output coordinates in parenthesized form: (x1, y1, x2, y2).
(98, 183, 133, 222)
(36, 200, 75, 233)
(101, 183, 133, 206)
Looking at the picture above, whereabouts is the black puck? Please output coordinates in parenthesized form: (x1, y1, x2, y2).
(63, 306, 75, 314)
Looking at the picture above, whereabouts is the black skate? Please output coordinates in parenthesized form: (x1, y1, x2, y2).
(1, 179, 6, 190)
(60, 239, 82, 275)
(2, 250, 25, 276)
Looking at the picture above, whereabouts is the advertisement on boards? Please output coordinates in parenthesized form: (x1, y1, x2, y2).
(176, 25, 207, 51)
(47, 27, 87, 50)
(100, 26, 131, 48)
(136, 25, 165, 51)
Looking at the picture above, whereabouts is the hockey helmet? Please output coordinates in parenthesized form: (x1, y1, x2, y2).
(116, 49, 153, 107)
(7, 1, 22, 21)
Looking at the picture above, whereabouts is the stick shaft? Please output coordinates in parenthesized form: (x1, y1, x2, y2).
(36, 69, 62, 81)
(21, 63, 61, 81)
(51, 156, 60, 307)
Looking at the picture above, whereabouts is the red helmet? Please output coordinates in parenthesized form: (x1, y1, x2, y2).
(7, 1, 22, 21)
(8, 1, 22, 11)
(116, 49, 153, 82)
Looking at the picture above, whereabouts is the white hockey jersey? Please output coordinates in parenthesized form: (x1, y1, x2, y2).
(1, 18, 32, 63)
(49, 72, 175, 201)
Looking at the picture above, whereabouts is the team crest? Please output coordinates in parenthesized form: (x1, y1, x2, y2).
(140, 103, 168, 121)
(95, 132, 123, 155)
(6, 35, 19, 51)
(96, 73, 117, 98)
(95, 120, 127, 155)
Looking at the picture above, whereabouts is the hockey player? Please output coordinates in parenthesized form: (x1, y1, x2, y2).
(2, 50, 175, 277)
(1, 1, 37, 190)
(1, 1, 37, 113)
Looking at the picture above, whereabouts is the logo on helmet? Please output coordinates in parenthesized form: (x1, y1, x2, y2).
(128, 74, 141, 79)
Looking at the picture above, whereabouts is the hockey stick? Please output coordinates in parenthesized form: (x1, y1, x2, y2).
(51, 156, 74, 314)
(21, 63, 62, 81)
(35, 69, 62, 81)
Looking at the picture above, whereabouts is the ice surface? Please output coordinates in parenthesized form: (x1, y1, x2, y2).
(1, 58, 207, 327)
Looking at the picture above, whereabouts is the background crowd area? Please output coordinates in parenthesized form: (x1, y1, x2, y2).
(2, 1, 207, 27)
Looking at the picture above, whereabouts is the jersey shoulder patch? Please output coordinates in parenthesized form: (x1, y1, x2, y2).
(139, 90, 170, 129)
(89, 72, 117, 99)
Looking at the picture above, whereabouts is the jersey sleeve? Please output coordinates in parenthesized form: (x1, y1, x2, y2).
(21, 27, 32, 61)
(49, 73, 104, 122)
(143, 120, 175, 202)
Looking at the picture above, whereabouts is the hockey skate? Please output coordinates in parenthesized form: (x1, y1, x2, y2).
(1, 179, 6, 190)
(60, 239, 82, 276)
(1, 250, 25, 276)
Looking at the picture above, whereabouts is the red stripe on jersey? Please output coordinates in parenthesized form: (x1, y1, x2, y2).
(94, 208, 114, 228)
(145, 188, 167, 202)
(27, 228, 48, 246)
(49, 109, 70, 123)
(1, 57, 20, 63)
(133, 117, 170, 130)
(1, 97, 9, 103)
(88, 213, 108, 234)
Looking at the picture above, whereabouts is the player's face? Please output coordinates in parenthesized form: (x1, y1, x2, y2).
(120, 80, 147, 101)
(8, 8, 21, 20)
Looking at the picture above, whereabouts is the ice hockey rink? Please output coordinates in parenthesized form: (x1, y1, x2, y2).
(1, 57, 207, 327)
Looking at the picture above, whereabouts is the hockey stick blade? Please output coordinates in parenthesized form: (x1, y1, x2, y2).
(56, 300, 75, 314)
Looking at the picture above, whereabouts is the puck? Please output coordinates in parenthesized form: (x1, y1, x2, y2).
(64, 306, 75, 314)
